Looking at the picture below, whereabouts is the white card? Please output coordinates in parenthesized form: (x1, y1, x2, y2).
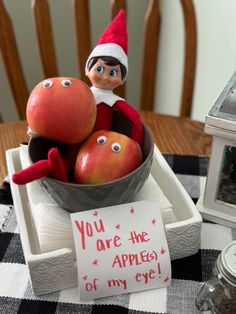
(71, 201, 171, 301)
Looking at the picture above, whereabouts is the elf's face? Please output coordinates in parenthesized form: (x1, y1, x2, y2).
(86, 58, 124, 90)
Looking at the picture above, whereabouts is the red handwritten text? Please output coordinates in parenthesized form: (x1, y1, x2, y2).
(96, 235, 122, 251)
(135, 263, 161, 284)
(85, 278, 98, 291)
(75, 219, 105, 250)
(107, 278, 127, 290)
(112, 250, 158, 268)
(128, 231, 150, 244)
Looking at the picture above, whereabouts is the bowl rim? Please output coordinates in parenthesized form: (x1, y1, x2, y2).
(42, 124, 154, 188)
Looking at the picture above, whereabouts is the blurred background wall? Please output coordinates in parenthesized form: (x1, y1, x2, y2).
(1, 0, 236, 122)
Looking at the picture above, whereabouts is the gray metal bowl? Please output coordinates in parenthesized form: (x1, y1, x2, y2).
(29, 124, 154, 212)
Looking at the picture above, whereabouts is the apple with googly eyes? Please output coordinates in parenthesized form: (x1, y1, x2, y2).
(26, 77, 96, 144)
(74, 130, 143, 184)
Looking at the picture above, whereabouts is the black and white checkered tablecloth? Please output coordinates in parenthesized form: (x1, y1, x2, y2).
(0, 154, 235, 314)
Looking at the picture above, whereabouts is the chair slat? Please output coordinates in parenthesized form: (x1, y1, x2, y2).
(0, 0, 28, 120)
(111, 0, 127, 18)
(110, 0, 127, 99)
(180, 0, 197, 118)
(140, 0, 160, 111)
(32, 0, 58, 78)
(73, 0, 91, 85)
(0, 0, 197, 121)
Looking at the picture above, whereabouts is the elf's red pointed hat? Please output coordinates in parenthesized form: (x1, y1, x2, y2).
(86, 10, 128, 77)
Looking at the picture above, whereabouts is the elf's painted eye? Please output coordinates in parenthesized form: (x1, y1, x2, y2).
(97, 135, 107, 144)
(111, 143, 121, 152)
(110, 69, 118, 77)
(61, 79, 72, 87)
(43, 80, 53, 88)
(96, 66, 105, 74)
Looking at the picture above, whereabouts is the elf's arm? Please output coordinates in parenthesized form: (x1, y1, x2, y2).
(114, 100, 143, 147)
(12, 148, 68, 185)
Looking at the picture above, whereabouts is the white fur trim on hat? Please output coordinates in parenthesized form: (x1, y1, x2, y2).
(85, 43, 128, 75)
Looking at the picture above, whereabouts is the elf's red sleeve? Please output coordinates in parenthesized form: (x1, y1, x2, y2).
(12, 148, 68, 185)
(48, 148, 68, 182)
(114, 100, 143, 147)
(12, 160, 50, 185)
(93, 103, 113, 132)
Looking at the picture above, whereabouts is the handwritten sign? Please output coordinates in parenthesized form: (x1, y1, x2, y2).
(71, 201, 171, 301)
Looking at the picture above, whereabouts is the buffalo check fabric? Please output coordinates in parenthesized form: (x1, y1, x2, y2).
(0, 154, 235, 314)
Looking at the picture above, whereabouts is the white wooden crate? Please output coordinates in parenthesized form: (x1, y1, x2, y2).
(6, 145, 202, 295)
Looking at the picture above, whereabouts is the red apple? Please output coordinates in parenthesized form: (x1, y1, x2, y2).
(74, 130, 143, 184)
(26, 77, 96, 144)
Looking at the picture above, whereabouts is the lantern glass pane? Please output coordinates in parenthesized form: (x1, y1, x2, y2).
(216, 145, 236, 206)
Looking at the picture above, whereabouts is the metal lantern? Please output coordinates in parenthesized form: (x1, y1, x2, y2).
(197, 71, 236, 228)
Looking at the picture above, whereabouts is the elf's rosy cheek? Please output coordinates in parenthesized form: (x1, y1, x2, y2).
(91, 72, 102, 83)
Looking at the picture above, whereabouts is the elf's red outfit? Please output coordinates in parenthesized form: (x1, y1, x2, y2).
(91, 87, 143, 147)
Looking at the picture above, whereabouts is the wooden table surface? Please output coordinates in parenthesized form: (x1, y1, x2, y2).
(0, 111, 212, 184)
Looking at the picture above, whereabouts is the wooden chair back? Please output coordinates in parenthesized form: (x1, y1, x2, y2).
(0, 0, 197, 120)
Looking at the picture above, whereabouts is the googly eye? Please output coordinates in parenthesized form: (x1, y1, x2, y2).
(110, 69, 118, 77)
(96, 66, 105, 74)
(43, 80, 53, 88)
(97, 135, 107, 144)
(111, 143, 121, 152)
(61, 79, 72, 87)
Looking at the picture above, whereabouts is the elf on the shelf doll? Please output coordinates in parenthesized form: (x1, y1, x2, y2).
(85, 10, 143, 147)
